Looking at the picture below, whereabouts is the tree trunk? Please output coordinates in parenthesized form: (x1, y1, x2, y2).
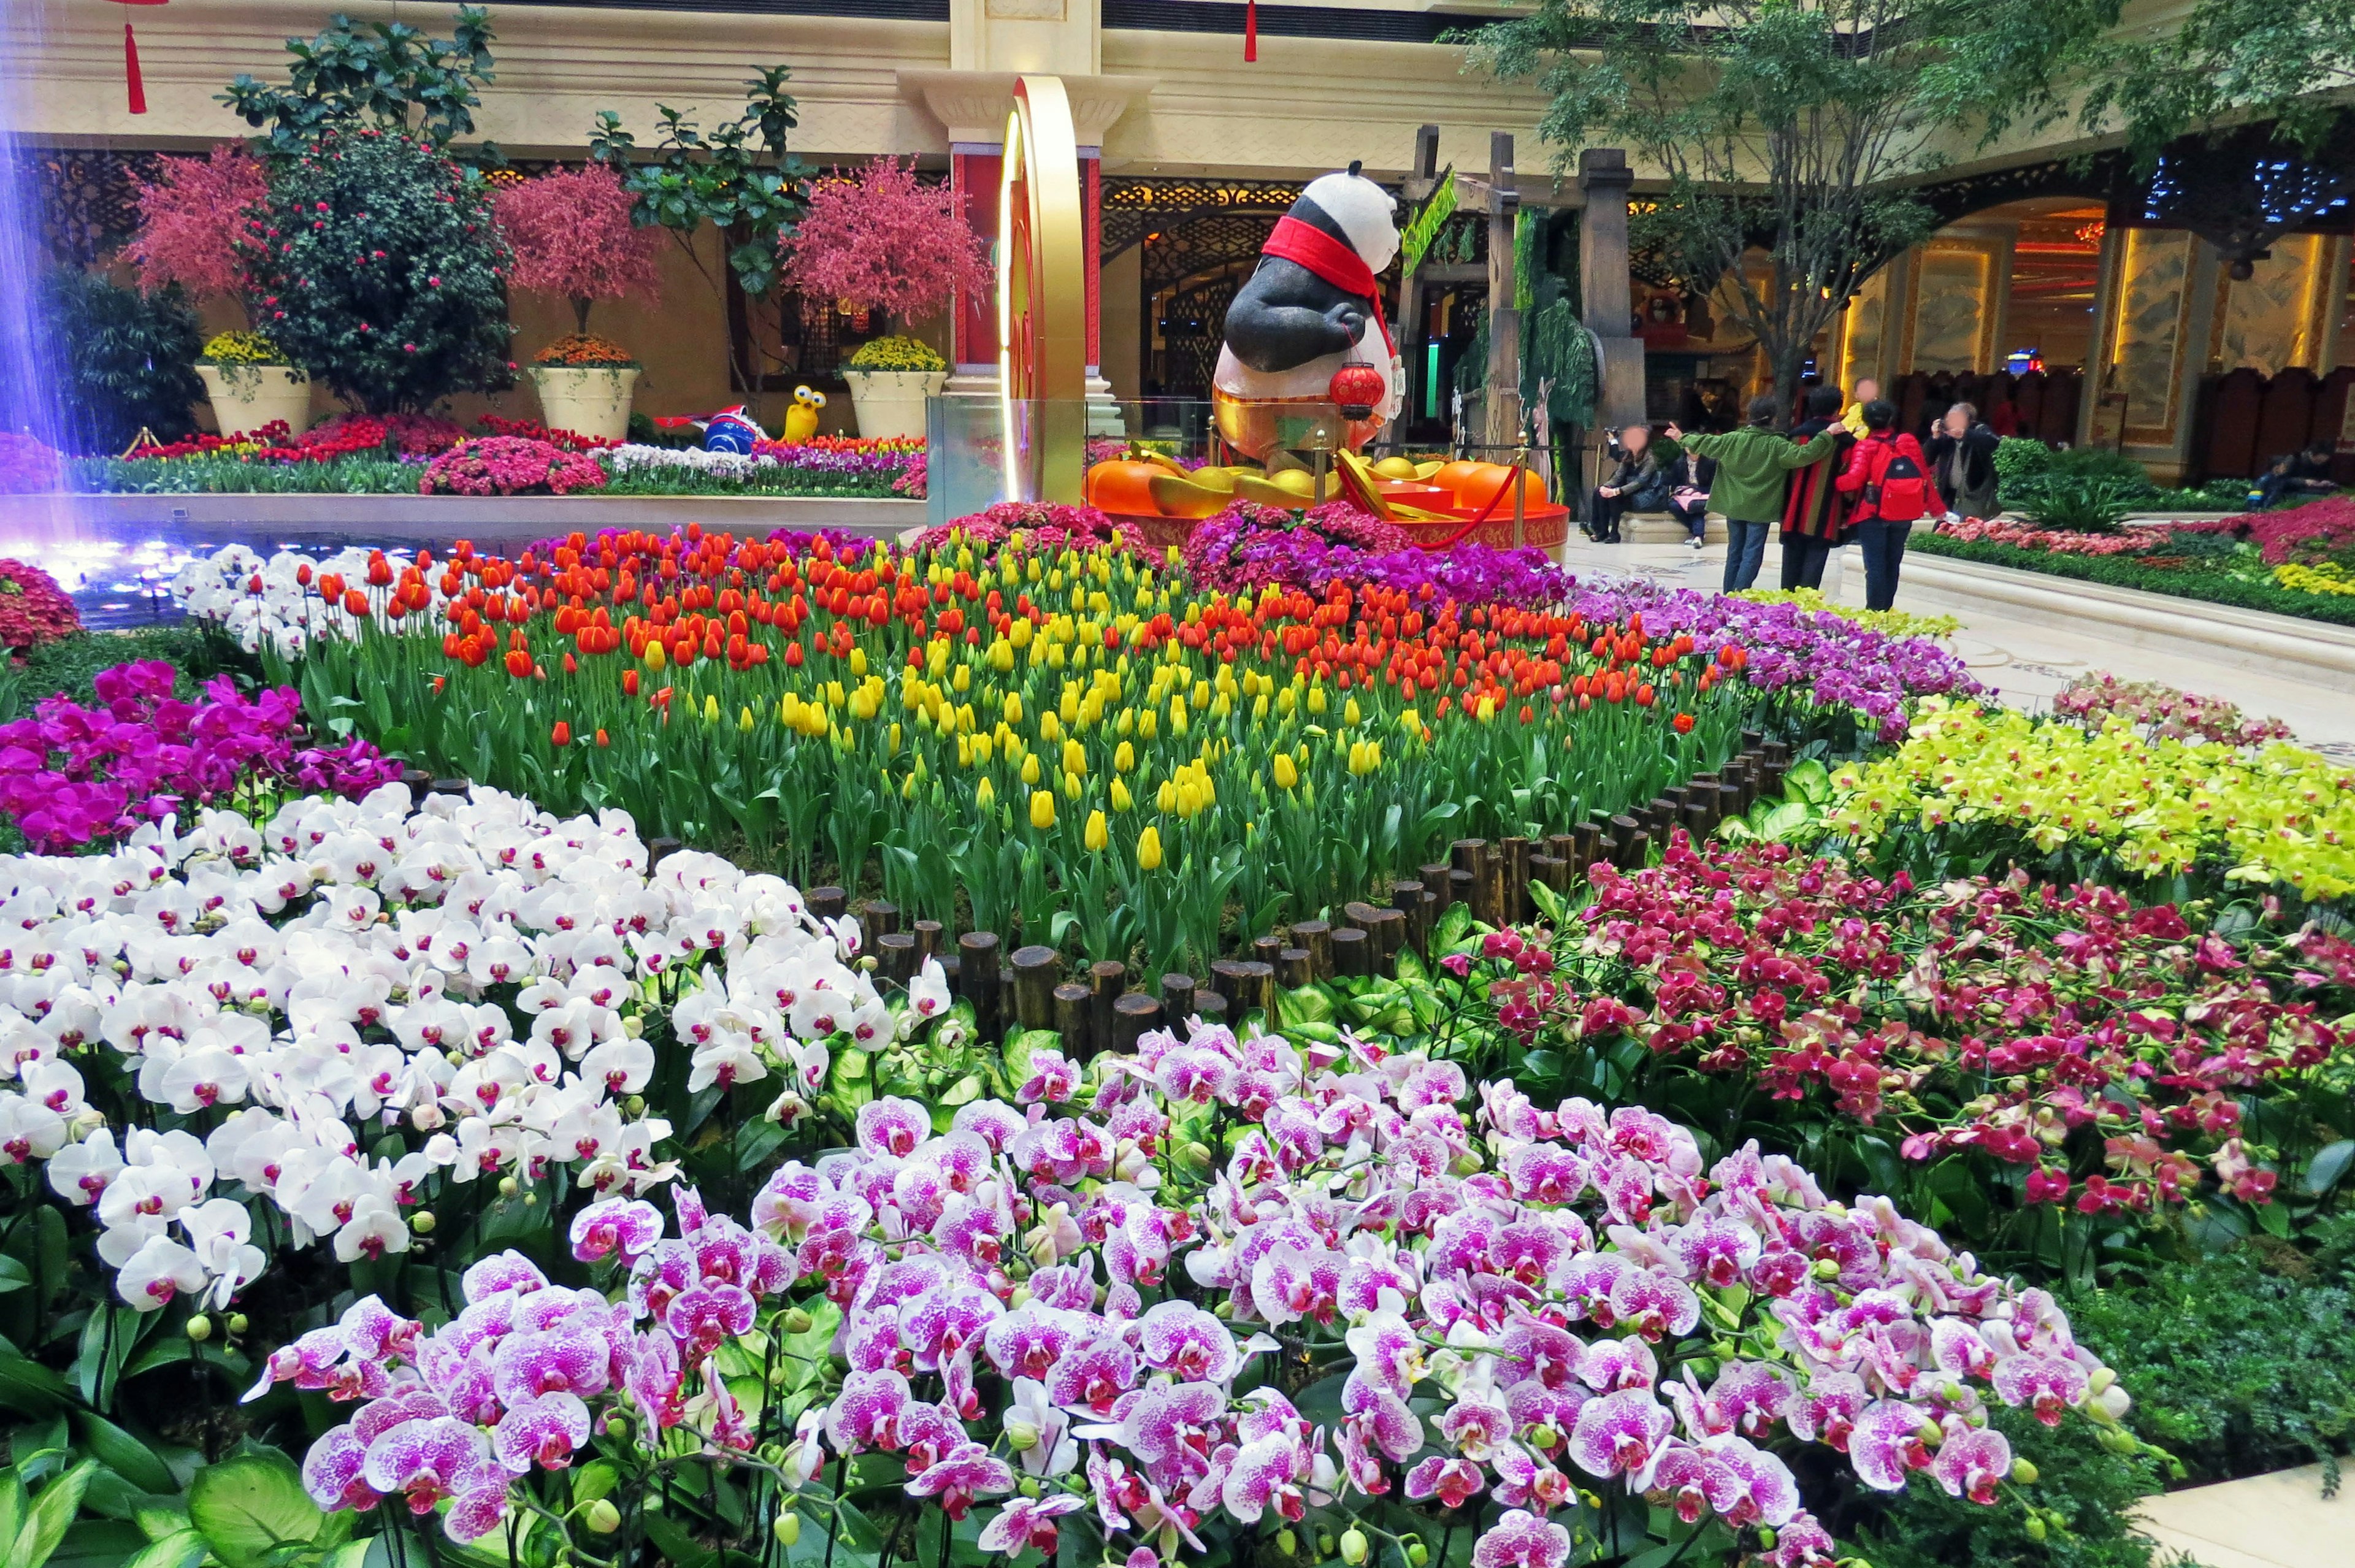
(572, 296, 592, 335)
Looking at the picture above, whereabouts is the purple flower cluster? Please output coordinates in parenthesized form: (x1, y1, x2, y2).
(0, 660, 399, 852)
(1571, 584, 1983, 740)
(1183, 503, 1573, 607)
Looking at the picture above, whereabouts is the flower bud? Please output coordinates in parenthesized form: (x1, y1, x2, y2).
(783, 1307, 814, 1334)
(1528, 1423, 1559, 1450)
(186, 1315, 212, 1342)
(2024, 1517, 2047, 1543)
(605, 1413, 630, 1440)
(586, 1500, 622, 1534)
(1318, 1534, 1336, 1559)
(412, 1210, 436, 1233)
(1341, 1530, 1368, 1564)
(227, 1313, 248, 1335)
(1006, 1421, 1040, 1452)
(499, 1176, 519, 1197)
(2011, 1458, 2039, 1485)
(1407, 1542, 1429, 1567)
(1812, 1256, 1841, 1279)
(773, 1512, 801, 1545)
(1276, 1530, 1298, 1558)
(1756, 1532, 1776, 1552)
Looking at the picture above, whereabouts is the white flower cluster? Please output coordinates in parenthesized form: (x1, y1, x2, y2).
(597, 444, 778, 482)
(172, 544, 451, 661)
(0, 781, 938, 1314)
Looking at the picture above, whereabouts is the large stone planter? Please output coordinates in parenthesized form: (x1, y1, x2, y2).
(197, 364, 312, 438)
(532, 365, 640, 443)
(843, 368, 945, 440)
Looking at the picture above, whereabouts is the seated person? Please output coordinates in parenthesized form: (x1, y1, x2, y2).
(2252, 440, 2338, 508)
(1587, 423, 1681, 543)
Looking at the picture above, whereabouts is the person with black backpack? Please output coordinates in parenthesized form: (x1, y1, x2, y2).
(1835, 399, 1932, 611)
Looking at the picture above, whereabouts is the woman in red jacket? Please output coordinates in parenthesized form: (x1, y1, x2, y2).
(1835, 399, 1934, 611)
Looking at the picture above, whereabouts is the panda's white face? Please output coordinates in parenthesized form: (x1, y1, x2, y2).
(1302, 172, 1400, 274)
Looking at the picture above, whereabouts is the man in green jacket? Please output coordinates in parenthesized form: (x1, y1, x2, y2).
(1666, 394, 1837, 591)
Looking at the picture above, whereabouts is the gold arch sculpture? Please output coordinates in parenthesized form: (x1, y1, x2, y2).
(997, 75, 1088, 504)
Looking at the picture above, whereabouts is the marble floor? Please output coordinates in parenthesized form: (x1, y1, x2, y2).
(1556, 530, 2355, 759)
(2131, 1463, 2348, 1568)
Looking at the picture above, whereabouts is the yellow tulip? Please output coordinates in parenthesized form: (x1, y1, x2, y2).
(1041, 710, 1062, 743)
(1137, 824, 1164, 870)
(1004, 693, 1024, 725)
(1308, 684, 1328, 716)
(1084, 809, 1108, 852)
(1156, 781, 1176, 813)
(703, 694, 720, 723)
(955, 662, 973, 691)
(1021, 752, 1042, 786)
(1114, 740, 1135, 773)
(1476, 695, 1496, 723)
(739, 706, 754, 733)
(976, 776, 996, 810)
(1111, 777, 1133, 811)
(644, 641, 667, 672)
(1063, 769, 1082, 800)
(849, 648, 867, 677)
(1063, 739, 1087, 777)
(1274, 754, 1298, 790)
(1030, 790, 1056, 830)
(1343, 697, 1362, 727)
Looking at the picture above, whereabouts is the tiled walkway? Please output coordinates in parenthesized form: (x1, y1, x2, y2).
(1558, 532, 2355, 756)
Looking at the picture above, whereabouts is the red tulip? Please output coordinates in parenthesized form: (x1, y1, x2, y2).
(551, 721, 572, 747)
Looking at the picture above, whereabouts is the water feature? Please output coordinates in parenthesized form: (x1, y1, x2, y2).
(0, 0, 91, 559)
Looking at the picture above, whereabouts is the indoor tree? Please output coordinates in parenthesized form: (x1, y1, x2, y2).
(1466, 0, 2115, 408)
(240, 127, 513, 414)
(220, 5, 499, 163)
(494, 162, 664, 336)
(123, 143, 269, 317)
(781, 155, 992, 329)
(589, 67, 807, 413)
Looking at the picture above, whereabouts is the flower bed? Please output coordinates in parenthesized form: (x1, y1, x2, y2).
(0, 762, 2146, 1567)
(1453, 831, 2353, 1228)
(1915, 514, 2355, 628)
(169, 524, 1983, 977)
(1828, 699, 2355, 904)
(234, 537, 1753, 975)
(50, 418, 926, 499)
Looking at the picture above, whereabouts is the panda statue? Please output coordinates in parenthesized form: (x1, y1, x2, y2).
(1214, 163, 1404, 461)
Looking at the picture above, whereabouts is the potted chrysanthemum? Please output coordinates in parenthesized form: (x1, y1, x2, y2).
(197, 329, 314, 438)
(494, 164, 663, 441)
(781, 158, 990, 440)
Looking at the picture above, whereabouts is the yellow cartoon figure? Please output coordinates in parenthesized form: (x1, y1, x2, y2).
(782, 385, 826, 443)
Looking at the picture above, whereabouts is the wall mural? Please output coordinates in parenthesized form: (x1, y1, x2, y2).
(2217, 233, 2328, 376)
(2113, 228, 2196, 443)
(1910, 243, 1993, 373)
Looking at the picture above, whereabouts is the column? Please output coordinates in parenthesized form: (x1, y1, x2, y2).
(1577, 148, 1646, 430)
(952, 147, 1005, 379)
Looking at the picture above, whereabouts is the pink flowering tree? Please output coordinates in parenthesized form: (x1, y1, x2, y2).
(782, 156, 992, 326)
(123, 143, 269, 312)
(494, 163, 664, 335)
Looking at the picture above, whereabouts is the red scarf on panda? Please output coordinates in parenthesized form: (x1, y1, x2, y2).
(1263, 215, 1398, 359)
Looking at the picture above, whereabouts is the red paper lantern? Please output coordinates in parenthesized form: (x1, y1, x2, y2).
(1329, 359, 1383, 418)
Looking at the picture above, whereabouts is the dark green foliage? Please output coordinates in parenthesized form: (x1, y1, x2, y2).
(1847, 1402, 2169, 1568)
(1464, 0, 2115, 403)
(590, 69, 808, 400)
(2068, 1223, 2355, 1492)
(243, 128, 514, 414)
(37, 270, 204, 454)
(0, 624, 245, 725)
(1912, 531, 2355, 627)
(220, 6, 499, 161)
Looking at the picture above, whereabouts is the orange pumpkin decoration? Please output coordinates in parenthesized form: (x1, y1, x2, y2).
(1086, 458, 1167, 516)
(1429, 460, 1543, 513)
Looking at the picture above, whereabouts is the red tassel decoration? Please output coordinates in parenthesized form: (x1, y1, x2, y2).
(1244, 0, 1257, 61)
(123, 23, 147, 115)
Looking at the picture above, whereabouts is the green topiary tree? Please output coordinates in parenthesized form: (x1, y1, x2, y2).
(37, 269, 205, 453)
(242, 126, 513, 413)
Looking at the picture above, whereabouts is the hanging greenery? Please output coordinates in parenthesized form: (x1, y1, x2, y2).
(1399, 170, 1458, 277)
(1523, 273, 1597, 429)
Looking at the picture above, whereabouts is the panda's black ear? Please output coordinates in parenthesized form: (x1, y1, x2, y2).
(1348, 160, 1363, 178)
